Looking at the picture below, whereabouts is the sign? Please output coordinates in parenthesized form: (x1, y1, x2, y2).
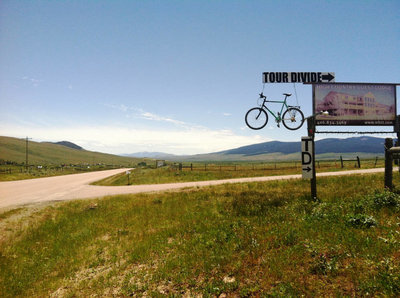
(313, 83, 397, 126)
(126, 170, 131, 175)
(263, 72, 335, 83)
(301, 137, 314, 179)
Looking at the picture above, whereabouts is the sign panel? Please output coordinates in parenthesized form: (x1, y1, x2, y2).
(263, 72, 335, 83)
(301, 137, 313, 179)
(313, 83, 397, 126)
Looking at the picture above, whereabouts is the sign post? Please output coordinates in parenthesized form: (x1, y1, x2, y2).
(301, 137, 314, 179)
(302, 134, 317, 201)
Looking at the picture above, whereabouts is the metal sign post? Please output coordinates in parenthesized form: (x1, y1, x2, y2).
(307, 116, 317, 201)
(301, 137, 314, 179)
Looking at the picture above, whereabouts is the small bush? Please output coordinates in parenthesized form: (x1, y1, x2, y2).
(310, 253, 338, 275)
(372, 190, 400, 209)
(347, 214, 377, 228)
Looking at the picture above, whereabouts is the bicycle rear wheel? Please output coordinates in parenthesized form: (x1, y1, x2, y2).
(282, 107, 304, 130)
(245, 108, 268, 130)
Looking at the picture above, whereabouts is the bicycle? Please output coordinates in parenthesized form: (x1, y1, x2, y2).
(245, 92, 305, 130)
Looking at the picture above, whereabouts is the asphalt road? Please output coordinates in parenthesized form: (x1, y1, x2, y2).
(0, 167, 385, 210)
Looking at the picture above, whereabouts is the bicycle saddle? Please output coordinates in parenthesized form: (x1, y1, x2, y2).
(283, 93, 292, 96)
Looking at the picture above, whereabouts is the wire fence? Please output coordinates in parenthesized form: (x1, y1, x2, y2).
(170, 157, 385, 172)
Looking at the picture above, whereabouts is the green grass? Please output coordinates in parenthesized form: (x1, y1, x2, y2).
(1, 173, 399, 296)
(93, 159, 385, 186)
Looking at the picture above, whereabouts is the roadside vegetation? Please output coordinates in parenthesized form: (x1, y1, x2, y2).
(1, 173, 399, 296)
(93, 158, 385, 186)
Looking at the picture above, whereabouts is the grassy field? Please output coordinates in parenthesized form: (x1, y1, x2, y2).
(93, 159, 385, 186)
(1, 173, 399, 296)
(0, 135, 149, 181)
(0, 135, 141, 166)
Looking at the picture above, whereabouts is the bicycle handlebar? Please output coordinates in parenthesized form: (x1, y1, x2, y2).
(259, 92, 266, 99)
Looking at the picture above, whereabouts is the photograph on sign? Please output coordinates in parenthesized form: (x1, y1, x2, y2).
(313, 83, 396, 126)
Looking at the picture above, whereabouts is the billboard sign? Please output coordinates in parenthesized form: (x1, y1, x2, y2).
(313, 83, 397, 126)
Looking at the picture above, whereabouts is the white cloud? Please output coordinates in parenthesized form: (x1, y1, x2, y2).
(139, 111, 186, 126)
(21, 76, 42, 87)
(103, 104, 202, 129)
(0, 124, 272, 155)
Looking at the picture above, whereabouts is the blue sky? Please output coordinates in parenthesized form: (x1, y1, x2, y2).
(1, 0, 399, 155)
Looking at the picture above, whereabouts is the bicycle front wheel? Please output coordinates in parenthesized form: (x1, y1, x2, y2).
(282, 107, 304, 130)
(245, 108, 268, 130)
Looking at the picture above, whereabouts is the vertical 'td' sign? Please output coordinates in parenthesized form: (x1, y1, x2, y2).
(301, 137, 314, 179)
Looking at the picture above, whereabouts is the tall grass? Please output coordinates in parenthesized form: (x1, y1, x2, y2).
(1, 173, 399, 296)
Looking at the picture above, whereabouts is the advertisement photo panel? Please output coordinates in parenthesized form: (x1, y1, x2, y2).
(313, 83, 397, 126)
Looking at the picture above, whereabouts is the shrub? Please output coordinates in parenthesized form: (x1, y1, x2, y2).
(372, 190, 400, 209)
(346, 214, 377, 228)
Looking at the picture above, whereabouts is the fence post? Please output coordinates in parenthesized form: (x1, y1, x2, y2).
(340, 156, 344, 168)
(357, 156, 361, 168)
(384, 138, 393, 190)
(374, 156, 378, 167)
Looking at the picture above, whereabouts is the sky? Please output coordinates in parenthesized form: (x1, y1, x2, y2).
(1, 0, 399, 155)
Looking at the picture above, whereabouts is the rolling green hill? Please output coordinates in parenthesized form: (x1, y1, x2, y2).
(0, 136, 141, 166)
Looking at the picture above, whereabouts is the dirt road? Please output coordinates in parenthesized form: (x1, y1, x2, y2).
(0, 167, 385, 210)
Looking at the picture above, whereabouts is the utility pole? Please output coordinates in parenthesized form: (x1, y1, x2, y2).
(25, 137, 32, 172)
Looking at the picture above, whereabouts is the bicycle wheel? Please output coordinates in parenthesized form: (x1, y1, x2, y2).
(282, 107, 304, 130)
(245, 108, 268, 130)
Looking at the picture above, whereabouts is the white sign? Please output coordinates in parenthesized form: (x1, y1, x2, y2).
(126, 170, 131, 175)
(301, 137, 314, 179)
(263, 72, 335, 83)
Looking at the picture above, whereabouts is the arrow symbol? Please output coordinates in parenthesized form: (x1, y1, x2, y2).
(303, 166, 312, 172)
(321, 73, 335, 82)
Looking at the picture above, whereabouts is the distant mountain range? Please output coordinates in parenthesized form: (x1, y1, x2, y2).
(123, 152, 178, 159)
(125, 137, 389, 161)
(1, 135, 389, 164)
(221, 136, 385, 155)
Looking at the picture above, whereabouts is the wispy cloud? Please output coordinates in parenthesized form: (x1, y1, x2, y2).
(139, 111, 186, 126)
(21, 76, 42, 87)
(103, 103, 196, 128)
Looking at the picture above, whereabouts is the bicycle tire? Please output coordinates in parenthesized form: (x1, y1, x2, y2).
(245, 108, 268, 130)
(282, 107, 304, 130)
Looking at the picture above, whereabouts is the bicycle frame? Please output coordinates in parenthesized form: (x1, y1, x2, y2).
(259, 95, 290, 122)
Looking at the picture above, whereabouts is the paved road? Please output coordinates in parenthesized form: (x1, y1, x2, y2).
(0, 167, 385, 209)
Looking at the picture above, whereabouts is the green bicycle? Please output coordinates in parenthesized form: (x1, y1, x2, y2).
(245, 92, 305, 130)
